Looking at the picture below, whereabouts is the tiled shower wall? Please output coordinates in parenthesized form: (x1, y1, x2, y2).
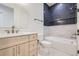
(44, 24, 77, 39)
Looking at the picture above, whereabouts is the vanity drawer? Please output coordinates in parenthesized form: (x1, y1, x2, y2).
(16, 35, 29, 42)
(29, 40, 38, 51)
(7, 37, 18, 44)
(0, 35, 29, 47)
(29, 34, 37, 41)
(0, 37, 17, 46)
(29, 49, 38, 56)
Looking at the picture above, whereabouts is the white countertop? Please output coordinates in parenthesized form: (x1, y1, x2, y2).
(0, 32, 37, 38)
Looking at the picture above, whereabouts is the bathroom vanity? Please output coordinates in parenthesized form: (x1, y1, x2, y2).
(0, 33, 38, 56)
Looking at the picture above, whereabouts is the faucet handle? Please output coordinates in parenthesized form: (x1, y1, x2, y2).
(5, 30, 10, 34)
(16, 30, 19, 33)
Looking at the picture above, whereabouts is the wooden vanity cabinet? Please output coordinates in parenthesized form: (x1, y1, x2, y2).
(0, 34, 38, 56)
(0, 43, 29, 56)
(0, 46, 17, 56)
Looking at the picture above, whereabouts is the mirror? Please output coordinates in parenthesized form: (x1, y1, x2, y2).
(0, 4, 14, 27)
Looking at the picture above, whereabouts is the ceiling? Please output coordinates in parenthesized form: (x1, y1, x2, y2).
(47, 3, 56, 7)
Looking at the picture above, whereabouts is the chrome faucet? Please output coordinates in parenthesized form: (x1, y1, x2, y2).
(11, 26, 19, 33)
(5, 26, 19, 34)
(12, 26, 15, 33)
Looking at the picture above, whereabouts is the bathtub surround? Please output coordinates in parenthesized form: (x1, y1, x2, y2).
(44, 3, 77, 39)
(44, 24, 77, 39)
(43, 3, 77, 56)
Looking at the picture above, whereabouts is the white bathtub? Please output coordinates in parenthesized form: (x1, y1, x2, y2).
(45, 36, 77, 45)
(39, 36, 77, 56)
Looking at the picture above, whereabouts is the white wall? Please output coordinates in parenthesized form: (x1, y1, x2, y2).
(26, 3, 43, 40)
(26, 3, 43, 35)
(14, 6, 29, 32)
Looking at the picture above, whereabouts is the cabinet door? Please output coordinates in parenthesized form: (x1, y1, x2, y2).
(0, 46, 17, 56)
(16, 36, 29, 42)
(29, 40, 38, 56)
(17, 43, 29, 56)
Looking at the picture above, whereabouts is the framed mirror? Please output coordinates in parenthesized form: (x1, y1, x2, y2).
(0, 4, 14, 27)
